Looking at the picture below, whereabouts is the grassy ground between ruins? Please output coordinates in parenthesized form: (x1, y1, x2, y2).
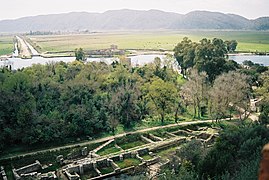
(81, 169, 99, 179)
(115, 158, 141, 169)
(141, 154, 153, 160)
(156, 146, 178, 161)
(97, 144, 121, 156)
(0, 118, 189, 161)
(0, 120, 239, 180)
(120, 141, 147, 150)
(99, 166, 114, 174)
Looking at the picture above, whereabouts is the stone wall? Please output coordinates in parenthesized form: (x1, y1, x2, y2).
(15, 160, 42, 176)
(0, 166, 7, 180)
(148, 134, 163, 141)
(111, 155, 120, 162)
(137, 148, 149, 156)
(141, 135, 154, 143)
(150, 138, 186, 152)
(96, 158, 108, 168)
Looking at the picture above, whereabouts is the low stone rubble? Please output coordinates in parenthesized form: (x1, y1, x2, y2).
(0, 166, 7, 180)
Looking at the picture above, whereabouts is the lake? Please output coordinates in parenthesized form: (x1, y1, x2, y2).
(0, 54, 268, 70)
(0, 55, 166, 70)
(229, 55, 269, 66)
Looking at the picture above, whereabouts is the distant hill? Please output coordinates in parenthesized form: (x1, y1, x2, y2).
(0, 9, 268, 32)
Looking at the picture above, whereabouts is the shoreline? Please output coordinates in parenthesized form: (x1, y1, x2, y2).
(1, 50, 268, 60)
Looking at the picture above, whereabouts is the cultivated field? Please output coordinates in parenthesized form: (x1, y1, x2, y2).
(0, 36, 13, 56)
(28, 31, 269, 54)
(1, 31, 268, 57)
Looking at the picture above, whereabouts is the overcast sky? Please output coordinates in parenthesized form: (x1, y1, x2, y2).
(1, 0, 268, 20)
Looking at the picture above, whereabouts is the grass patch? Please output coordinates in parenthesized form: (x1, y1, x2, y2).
(115, 134, 147, 150)
(141, 154, 153, 160)
(156, 146, 178, 161)
(99, 166, 114, 174)
(81, 170, 99, 179)
(115, 158, 141, 169)
(150, 129, 172, 139)
(119, 141, 146, 150)
(131, 114, 188, 131)
(97, 145, 121, 156)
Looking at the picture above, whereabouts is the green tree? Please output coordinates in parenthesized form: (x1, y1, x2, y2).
(198, 125, 269, 178)
(257, 72, 269, 125)
(225, 40, 238, 52)
(147, 78, 177, 124)
(109, 82, 141, 128)
(174, 37, 238, 82)
(75, 48, 86, 61)
(174, 37, 196, 76)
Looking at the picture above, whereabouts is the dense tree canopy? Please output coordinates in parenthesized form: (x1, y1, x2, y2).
(174, 37, 238, 82)
(0, 58, 182, 151)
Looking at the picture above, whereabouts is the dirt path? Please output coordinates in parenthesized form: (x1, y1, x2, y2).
(16, 36, 31, 57)
(0, 119, 230, 161)
(16, 36, 39, 57)
(148, 163, 162, 179)
(235, 105, 259, 121)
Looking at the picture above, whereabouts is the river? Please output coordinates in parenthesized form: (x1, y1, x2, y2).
(0, 54, 268, 70)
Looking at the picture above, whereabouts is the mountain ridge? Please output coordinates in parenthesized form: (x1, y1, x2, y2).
(0, 9, 268, 32)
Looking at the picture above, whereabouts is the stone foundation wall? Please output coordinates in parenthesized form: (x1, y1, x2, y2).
(137, 148, 149, 156)
(0, 166, 7, 180)
(150, 138, 186, 152)
(96, 158, 108, 168)
(15, 160, 42, 176)
(111, 155, 120, 162)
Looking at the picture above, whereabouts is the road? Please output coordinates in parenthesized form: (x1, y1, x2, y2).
(16, 36, 31, 57)
(25, 40, 39, 56)
(16, 36, 39, 57)
(0, 118, 230, 161)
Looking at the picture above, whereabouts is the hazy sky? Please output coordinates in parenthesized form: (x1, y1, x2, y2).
(1, 0, 268, 20)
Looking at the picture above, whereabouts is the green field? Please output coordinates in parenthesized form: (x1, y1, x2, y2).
(115, 158, 141, 169)
(28, 31, 269, 53)
(0, 36, 13, 56)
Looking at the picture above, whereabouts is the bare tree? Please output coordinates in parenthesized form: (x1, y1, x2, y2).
(181, 69, 208, 119)
(210, 71, 250, 122)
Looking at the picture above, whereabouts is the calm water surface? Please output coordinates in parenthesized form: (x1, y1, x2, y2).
(1, 54, 268, 70)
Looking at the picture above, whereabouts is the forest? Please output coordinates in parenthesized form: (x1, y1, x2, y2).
(1, 38, 269, 179)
